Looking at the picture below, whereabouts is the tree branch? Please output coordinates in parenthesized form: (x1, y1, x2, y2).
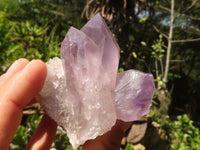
(161, 44, 168, 49)
(153, 25, 169, 39)
(163, 0, 174, 84)
(183, 0, 198, 13)
(159, 5, 170, 12)
(160, 3, 200, 21)
(181, 14, 200, 21)
(171, 38, 200, 43)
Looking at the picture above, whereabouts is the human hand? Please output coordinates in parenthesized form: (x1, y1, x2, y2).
(0, 59, 57, 150)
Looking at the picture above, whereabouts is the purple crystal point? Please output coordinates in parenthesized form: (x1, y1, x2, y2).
(81, 13, 120, 88)
(114, 70, 155, 122)
(60, 26, 117, 147)
(61, 27, 102, 82)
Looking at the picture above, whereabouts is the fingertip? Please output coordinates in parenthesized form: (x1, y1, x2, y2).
(26, 59, 47, 75)
(22, 59, 47, 92)
(0, 58, 29, 91)
(3, 59, 47, 109)
(6, 58, 29, 76)
(32, 59, 47, 79)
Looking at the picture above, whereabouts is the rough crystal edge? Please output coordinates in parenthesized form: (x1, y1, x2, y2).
(36, 57, 117, 148)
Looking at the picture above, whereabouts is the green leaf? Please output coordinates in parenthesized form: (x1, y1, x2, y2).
(139, 16, 147, 23)
(124, 144, 134, 150)
(141, 41, 147, 47)
(118, 68, 124, 72)
(159, 34, 163, 39)
(129, 35, 135, 42)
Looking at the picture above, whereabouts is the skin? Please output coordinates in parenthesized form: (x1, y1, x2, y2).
(0, 59, 131, 150)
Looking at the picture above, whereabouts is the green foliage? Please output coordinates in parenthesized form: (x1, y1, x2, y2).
(54, 133, 82, 150)
(0, 6, 60, 74)
(163, 114, 200, 150)
(118, 67, 124, 72)
(141, 41, 147, 47)
(153, 114, 200, 150)
(0, 8, 16, 66)
(150, 108, 200, 149)
(54, 134, 74, 150)
(0, 0, 85, 74)
(124, 144, 141, 150)
(12, 126, 28, 149)
(11, 114, 83, 150)
(151, 35, 165, 59)
(11, 114, 42, 150)
(124, 144, 134, 150)
(139, 16, 148, 23)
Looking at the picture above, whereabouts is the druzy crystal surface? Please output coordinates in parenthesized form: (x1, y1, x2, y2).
(37, 13, 155, 148)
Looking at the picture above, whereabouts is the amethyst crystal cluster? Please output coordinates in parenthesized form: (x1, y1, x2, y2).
(37, 13, 155, 148)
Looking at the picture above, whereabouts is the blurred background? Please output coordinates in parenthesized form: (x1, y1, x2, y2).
(0, 0, 200, 149)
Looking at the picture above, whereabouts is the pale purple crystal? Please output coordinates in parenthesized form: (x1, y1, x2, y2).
(81, 13, 120, 88)
(36, 13, 155, 148)
(60, 26, 117, 147)
(115, 70, 155, 122)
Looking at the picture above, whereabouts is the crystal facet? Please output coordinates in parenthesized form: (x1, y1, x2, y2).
(81, 13, 120, 88)
(115, 70, 155, 122)
(36, 13, 155, 148)
(60, 26, 117, 147)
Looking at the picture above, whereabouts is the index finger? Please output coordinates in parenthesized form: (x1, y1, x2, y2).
(0, 60, 47, 149)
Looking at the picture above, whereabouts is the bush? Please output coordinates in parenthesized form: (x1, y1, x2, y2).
(0, 7, 60, 74)
(162, 114, 200, 150)
(11, 114, 83, 150)
(11, 114, 42, 149)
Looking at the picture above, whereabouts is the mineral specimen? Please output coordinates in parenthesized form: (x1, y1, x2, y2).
(114, 70, 155, 122)
(36, 13, 155, 148)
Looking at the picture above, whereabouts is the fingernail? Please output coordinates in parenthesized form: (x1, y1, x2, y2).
(29, 59, 36, 64)
(7, 59, 21, 73)
(6, 59, 29, 73)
